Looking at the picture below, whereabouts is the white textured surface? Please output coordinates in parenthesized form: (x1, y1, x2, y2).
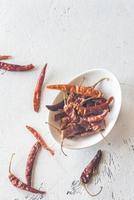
(0, 1, 134, 199)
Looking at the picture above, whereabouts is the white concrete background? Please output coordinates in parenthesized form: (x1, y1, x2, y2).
(0, 0, 134, 199)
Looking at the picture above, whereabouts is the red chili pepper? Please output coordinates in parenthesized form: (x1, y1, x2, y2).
(8, 154, 46, 194)
(0, 55, 12, 60)
(25, 142, 41, 186)
(0, 62, 34, 71)
(33, 64, 47, 112)
(80, 150, 103, 197)
(26, 125, 54, 156)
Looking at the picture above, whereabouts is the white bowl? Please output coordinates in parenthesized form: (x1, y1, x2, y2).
(48, 68, 122, 149)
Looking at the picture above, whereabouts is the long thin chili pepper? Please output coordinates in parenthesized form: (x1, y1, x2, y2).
(25, 142, 41, 186)
(8, 153, 46, 194)
(0, 62, 34, 71)
(80, 150, 103, 197)
(26, 125, 54, 156)
(47, 84, 102, 98)
(33, 64, 47, 112)
(0, 55, 12, 60)
(47, 78, 108, 98)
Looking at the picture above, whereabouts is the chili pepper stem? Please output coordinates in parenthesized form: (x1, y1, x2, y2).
(80, 181, 103, 197)
(62, 91, 67, 105)
(9, 153, 15, 174)
(45, 122, 67, 156)
(92, 77, 109, 88)
(60, 133, 67, 156)
(81, 97, 93, 105)
(100, 131, 111, 145)
(78, 76, 85, 87)
(45, 122, 60, 132)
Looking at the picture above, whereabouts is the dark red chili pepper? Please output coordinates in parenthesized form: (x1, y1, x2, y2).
(25, 142, 41, 186)
(33, 64, 47, 112)
(26, 125, 54, 156)
(9, 154, 46, 194)
(0, 62, 34, 71)
(46, 100, 64, 111)
(61, 123, 85, 138)
(83, 97, 106, 106)
(54, 112, 67, 121)
(82, 109, 109, 123)
(80, 150, 103, 196)
(78, 96, 113, 116)
(0, 55, 12, 60)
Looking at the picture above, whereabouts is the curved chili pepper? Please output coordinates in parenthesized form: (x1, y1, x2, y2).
(26, 125, 54, 156)
(33, 64, 47, 112)
(78, 96, 113, 116)
(9, 154, 46, 194)
(46, 100, 64, 111)
(25, 142, 41, 186)
(0, 62, 34, 71)
(0, 55, 12, 60)
(82, 109, 109, 123)
(79, 121, 105, 137)
(80, 150, 103, 196)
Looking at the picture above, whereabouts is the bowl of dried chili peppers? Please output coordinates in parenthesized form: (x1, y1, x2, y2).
(46, 68, 121, 152)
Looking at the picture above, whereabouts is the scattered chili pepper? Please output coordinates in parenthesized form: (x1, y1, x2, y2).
(25, 142, 41, 186)
(26, 125, 54, 156)
(0, 62, 34, 71)
(80, 150, 103, 197)
(33, 64, 47, 112)
(0, 55, 12, 60)
(8, 153, 46, 194)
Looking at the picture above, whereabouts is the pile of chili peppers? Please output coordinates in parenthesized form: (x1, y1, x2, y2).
(46, 80, 114, 155)
(1, 55, 113, 197)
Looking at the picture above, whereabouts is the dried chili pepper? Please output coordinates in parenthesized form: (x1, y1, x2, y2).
(83, 109, 109, 123)
(47, 78, 108, 98)
(80, 150, 103, 196)
(82, 97, 106, 106)
(26, 125, 54, 155)
(46, 100, 64, 111)
(54, 111, 67, 121)
(33, 64, 47, 112)
(25, 142, 41, 186)
(77, 97, 113, 116)
(8, 153, 46, 194)
(47, 84, 102, 98)
(79, 121, 105, 137)
(0, 62, 34, 71)
(0, 55, 12, 60)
